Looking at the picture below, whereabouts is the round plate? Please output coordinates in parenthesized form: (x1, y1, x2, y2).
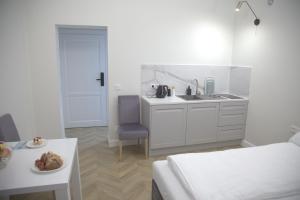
(26, 139, 47, 149)
(31, 158, 66, 174)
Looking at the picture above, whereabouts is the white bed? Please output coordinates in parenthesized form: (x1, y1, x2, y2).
(153, 135, 300, 200)
(153, 160, 190, 200)
(153, 160, 300, 200)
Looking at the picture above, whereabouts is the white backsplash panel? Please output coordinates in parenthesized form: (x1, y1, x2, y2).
(141, 65, 251, 97)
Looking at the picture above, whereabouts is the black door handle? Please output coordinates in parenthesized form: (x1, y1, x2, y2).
(96, 72, 104, 86)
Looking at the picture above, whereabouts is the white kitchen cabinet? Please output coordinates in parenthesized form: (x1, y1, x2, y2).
(186, 103, 219, 145)
(217, 125, 245, 141)
(150, 104, 187, 149)
(217, 101, 248, 142)
(218, 101, 248, 126)
(141, 97, 249, 155)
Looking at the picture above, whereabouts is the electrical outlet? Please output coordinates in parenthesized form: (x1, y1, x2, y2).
(290, 125, 300, 134)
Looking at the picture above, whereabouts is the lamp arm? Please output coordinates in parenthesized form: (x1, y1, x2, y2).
(243, 1, 259, 19)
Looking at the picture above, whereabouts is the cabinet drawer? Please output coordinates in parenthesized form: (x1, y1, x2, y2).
(220, 101, 248, 112)
(219, 101, 248, 126)
(219, 112, 247, 126)
(217, 125, 245, 141)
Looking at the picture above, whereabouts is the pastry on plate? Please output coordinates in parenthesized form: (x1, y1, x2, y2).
(35, 151, 63, 171)
(33, 137, 43, 145)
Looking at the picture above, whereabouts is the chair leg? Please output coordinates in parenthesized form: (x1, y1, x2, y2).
(119, 141, 123, 161)
(145, 138, 148, 159)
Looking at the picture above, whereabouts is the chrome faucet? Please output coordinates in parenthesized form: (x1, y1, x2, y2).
(193, 79, 201, 96)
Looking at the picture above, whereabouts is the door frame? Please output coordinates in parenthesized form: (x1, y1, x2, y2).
(56, 25, 109, 130)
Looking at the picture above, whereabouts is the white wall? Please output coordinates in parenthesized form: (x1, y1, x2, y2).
(232, 0, 300, 145)
(2, 0, 299, 146)
(0, 1, 36, 140)
(0, 0, 236, 142)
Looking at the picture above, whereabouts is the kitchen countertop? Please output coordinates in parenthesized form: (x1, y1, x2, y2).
(142, 95, 248, 106)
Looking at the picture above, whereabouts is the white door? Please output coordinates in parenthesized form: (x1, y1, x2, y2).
(59, 28, 108, 128)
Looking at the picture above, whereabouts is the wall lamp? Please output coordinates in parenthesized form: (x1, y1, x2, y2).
(235, 1, 260, 26)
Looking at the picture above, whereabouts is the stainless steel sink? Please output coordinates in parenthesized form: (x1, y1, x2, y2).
(216, 94, 243, 99)
(177, 95, 202, 101)
(177, 94, 226, 101)
(177, 94, 243, 101)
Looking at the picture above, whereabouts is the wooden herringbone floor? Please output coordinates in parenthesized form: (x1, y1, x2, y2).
(11, 127, 239, 200)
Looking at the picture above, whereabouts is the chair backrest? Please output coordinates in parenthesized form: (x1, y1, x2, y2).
(118, 95, 140, 125)
(0, 114, 20, 142)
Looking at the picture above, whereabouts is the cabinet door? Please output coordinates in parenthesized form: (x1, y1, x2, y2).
(150, 104, 187, 149)
(186, 103, 219, 145)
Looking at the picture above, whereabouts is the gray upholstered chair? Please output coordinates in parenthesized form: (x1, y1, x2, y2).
(0, 114, 20, 142)
(117, 95, 148, 161)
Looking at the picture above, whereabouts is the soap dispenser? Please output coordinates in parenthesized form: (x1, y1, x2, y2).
(186, 86, 192, 95)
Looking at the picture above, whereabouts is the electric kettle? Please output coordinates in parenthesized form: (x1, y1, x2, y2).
(156, 85, 169, 98)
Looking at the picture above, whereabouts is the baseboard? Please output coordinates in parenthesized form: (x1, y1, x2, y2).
(110, 138, 256, 150)
(241, 139, 256, 147)
(149, 140, 242, 156)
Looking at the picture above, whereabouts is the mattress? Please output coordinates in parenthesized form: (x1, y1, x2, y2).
(153, 144, 300, 200)
(153, 160, 190, 200)
(168, 143, 300, 200)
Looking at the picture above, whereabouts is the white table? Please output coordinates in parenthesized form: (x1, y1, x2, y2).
(0, 138, 82, 200)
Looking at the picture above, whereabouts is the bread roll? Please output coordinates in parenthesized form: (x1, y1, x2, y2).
(35, 152, 63, 171)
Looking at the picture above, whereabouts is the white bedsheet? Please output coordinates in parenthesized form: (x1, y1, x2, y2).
(167, 143, 300, 200)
